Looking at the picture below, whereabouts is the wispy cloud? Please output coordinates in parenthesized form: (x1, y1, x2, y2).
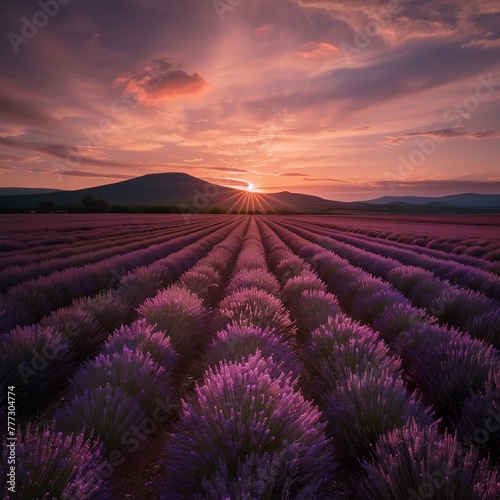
(462, 38, 500, 50)
(385, 128, 500, 145)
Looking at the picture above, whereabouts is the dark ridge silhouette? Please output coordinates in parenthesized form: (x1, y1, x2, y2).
(1, 173, 500, 213)
(364, 193, 500, 207)
(0, 187, 63, 196)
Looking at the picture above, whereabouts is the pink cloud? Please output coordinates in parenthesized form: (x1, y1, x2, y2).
(113, 59, 209, 105)
(296, 41, 341, 58)
(462, 38, 500, 50)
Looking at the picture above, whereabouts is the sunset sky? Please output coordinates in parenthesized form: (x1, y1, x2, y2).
(1, 0, 500, 201)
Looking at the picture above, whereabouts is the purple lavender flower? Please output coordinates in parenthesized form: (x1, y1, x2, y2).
(55, 385, 146, 457)
(203, 325, 301, 380)
(103, 319, 179, 368)
(137, 285, 208, 362)
(1, 423, 107, 499)
(69, 347, 174, 414)
(357, 419, 500, 499)
(226, 268, 281, 297)
(216, 287, 297, 340)
(160, 353, 334, 497)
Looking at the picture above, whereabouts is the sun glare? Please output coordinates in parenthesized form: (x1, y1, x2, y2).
(247, 183, 254, 192)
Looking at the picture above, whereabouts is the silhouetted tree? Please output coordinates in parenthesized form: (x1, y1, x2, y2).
(38, 200, 56, 213)
(81, 196, 111, 213)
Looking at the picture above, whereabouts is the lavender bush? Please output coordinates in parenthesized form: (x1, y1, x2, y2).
(179, 265, 221, 304)
(1, 423, 107, 499)
(357, 419, 500, 499)
(226, 268, 281, 297)
(394, 324, 499, 416)
(55, 385, 146, 457)
(275, 256, 312, 282)
(137, 285, 208, 363)
(102, 319, 179, 368)
(0, 325, 74, 414)
(203, 325, 301, 379)
(282, 271, 327, 306)
(40, 306, 107, 359)
(216, 288, 297, 340)
(69, 348, 173, 413)
(291, 289, 341, 336)
(464, 309, 500, 348)
(161, 353, 334, 498)
(321, 371, 433, 463)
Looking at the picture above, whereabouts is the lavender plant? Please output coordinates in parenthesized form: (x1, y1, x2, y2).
(203, 325, 301, 379)
(69, 348, 173, 413)
(137, 285, 208, 362)
(102, 319, 179, 368)
(216, 288, 297, 340)
(357, 419, 500, 499)
(55, 385, 146, 457)
(321, 371, 433, 463)
(1, 423, 107, 499)
(226, 269, 281, 297)
(161, 353, 334, 497)
(0, 325, 74, 414)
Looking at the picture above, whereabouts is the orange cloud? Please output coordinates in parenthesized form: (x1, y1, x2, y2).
(114, 59, 209, 105)
(296, 41, 341, 58)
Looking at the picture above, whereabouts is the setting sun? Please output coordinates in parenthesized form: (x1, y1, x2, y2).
(247, 183, 254, 192)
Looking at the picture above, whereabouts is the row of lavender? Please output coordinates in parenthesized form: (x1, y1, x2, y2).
(0, 224, 205, 292)
(162, 219, 333, 497)
(279, 217, 500, 346)
(0, 217, 171, 261)
(285, 218, 500, 296)
(305, 217, 500, 264)
(0, 214, 189, 252)
(0, 217, 232, 332)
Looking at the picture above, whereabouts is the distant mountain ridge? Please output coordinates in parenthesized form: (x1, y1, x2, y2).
(0, 187, 62, 196)
(0, 173, 345, 213)
(1, 174, 500, 213)
(364, 193, 500, 207)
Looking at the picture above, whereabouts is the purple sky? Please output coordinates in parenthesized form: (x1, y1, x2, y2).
(1, 0, 500, 201)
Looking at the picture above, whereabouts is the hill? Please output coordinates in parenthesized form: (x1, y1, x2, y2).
(2, 174, 500, 214)
(364, 193, 500, 207)
(0, 173, 347, 213)
(0, 187, 62, 196)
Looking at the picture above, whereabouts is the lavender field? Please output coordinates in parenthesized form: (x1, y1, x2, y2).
(1, 214, 499, 499)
